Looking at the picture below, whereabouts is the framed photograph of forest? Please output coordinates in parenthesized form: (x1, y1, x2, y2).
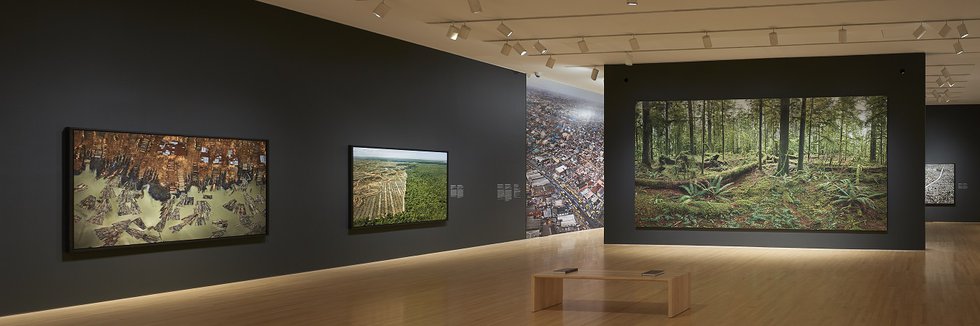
(634, 96, 888, 231)
(349, 146, 448, 230)
(925, 163, 955, 206)
(69, 128, 269, 251)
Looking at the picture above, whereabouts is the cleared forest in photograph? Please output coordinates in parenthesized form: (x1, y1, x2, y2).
(634, 96, 887, 231)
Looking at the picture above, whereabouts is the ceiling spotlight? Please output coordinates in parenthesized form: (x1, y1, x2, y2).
(839, 26, 848, 43)
(769, 29, 779, 46)
(513, 42, 528, 56)
(497, 22, 514, 37)
(447, 24, 460, 41)
(913, 23, 927, 39)
(947, 76, 957, 87)
(958, 21, 970, 38)
(954, 40, 965, 55)
(372, 0, 390, 18)
(591, 66, 600, 81)
(702, 32, 712, 48)
(545, 56, 556, 69)
(625, 52, 634, 66)
(627, 0, 638, 5)
(467, 0, 483, 14)
(534, 71, 541, 78)
(936, 77, 946, 87)
(941, 67, 951, 78)
(945, 97, 952, 103)
(500, 42, 512, 56)
(939, 22, 952, 38)
(578, 38, 590, 53)
(629, 36, 640, 51)
(932, 89, 940, 100)
(458, 24, 471, 40)
(533, 41, 548, 54)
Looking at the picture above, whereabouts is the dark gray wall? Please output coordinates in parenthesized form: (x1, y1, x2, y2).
(0, 0, 526, 316)
(604, 54, 925, 250)
(926, 105, 980, 221)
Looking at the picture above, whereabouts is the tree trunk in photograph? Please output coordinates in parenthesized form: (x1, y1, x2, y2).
(798, 98, 807, 170)
(702, 100, 707, 175)
(707, 102, 713, 152)
(757, 100, 763, 171)
(664, 102, 671, 156)
(642, 104, 652, 168)
(807, 100, 813, 162)
(688, 101, 695, 155)
(838, 107, 845, 167)
(776, 98, 790, 176)
(721, 102, 726, 160)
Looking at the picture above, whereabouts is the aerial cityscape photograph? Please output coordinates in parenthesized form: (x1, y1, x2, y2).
(70, 129, 269, 249)
(525, 79, 605, 238)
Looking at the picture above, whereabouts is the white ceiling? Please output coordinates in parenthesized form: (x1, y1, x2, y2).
(260, 0, 980, 104)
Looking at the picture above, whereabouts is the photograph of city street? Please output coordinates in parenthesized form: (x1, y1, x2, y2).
(526, 78, 604, 238)
(70, 129, 268, 250)
(925, 163, 955, 205)
(350, 146, 448, 228)
(634, 96, 888, 231)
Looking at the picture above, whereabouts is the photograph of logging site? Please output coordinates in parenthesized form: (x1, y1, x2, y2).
(350, 146, 448, 229)
(634, 96, 888, 231)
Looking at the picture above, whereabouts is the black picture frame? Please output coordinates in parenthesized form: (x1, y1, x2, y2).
(925, 163, 956, 206)
(66, 127, 269, 253)
(348, 145, 449, 232)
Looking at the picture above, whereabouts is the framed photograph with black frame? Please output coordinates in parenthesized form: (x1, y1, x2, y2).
(67, 128, 269, 252)
(349, 145, 448, 230)
(925, 163, 955, 206)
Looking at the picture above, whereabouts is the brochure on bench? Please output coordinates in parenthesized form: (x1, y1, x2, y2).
(553, 267, 578, 274)
(641, 269, 664, 276)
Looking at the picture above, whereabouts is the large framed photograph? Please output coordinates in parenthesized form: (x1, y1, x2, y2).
(68, 128, 268, 251)
(634, 96, 887, 232)
(925, 163, 955, 206)
(350, 146, 448, 229)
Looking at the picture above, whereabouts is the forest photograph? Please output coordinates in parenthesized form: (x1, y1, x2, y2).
(634, 96, 888, 231)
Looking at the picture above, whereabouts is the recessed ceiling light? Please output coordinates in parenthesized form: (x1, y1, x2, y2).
(627, 0, 638, 6)
(372, 0, 390, 18)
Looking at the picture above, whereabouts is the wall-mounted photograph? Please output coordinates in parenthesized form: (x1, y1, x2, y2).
(525, 78, 604, 238)
(350, 146, 448, 229)
(925, 163, 955, 205)
(69, 129, 268, 251)
(634, 96, 888, 231)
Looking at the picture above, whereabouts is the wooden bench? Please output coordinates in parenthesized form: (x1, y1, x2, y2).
(532, 270, 691, 317)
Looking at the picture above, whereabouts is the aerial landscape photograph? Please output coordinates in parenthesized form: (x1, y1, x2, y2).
(70, 129, 269, 249)
(634, 96, 888, 231)
(350, 146, 448, 228)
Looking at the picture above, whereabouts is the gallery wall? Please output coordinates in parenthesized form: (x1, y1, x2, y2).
(926, 105, 980, 221)
(0, 0, 526, 316)
(605, 54, 926, 249)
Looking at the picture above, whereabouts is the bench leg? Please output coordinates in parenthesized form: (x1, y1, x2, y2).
(532, 277, 563, 312)
(665, 272, 691, 317)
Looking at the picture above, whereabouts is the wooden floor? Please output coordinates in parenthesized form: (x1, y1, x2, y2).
(3, 222, 980, 325)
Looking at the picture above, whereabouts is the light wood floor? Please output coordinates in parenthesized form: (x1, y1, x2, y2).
(3, 222, 980, 325)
